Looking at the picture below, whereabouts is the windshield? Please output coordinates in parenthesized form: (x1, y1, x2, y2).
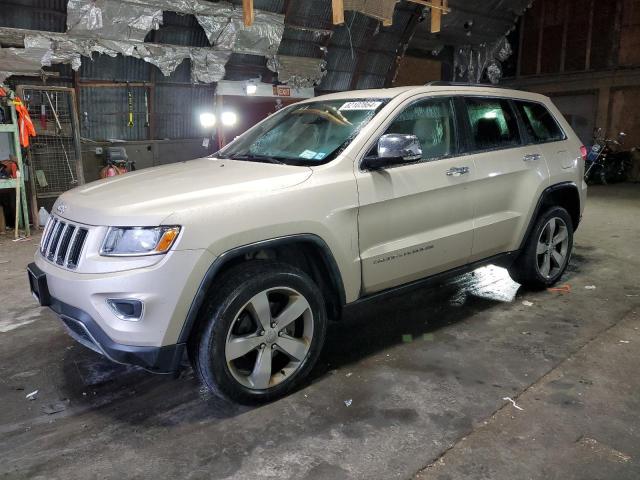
(217, 99, 388, 165)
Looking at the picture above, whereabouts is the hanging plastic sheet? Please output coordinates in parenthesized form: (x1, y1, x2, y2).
(234, 10, 284, 56)
(25, 35, 83, 70)
(267, 55, 327, 88)
(67, 0, 163, 42)
(195, 10, 283, 55)
(66, 0, 284, 55)
(3, 32, 230, 82)
(454, 37, 513, 84)
(0, 45, 47, 77)
(190, 49, 232, 83)
(4, 0, 302, 86)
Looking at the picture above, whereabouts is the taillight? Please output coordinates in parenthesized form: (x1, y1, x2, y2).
(580, 145, 588, 162)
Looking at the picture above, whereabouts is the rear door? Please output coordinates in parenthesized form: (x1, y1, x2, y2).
(461, 96, 550, 262)
(355, 96, 475, 294)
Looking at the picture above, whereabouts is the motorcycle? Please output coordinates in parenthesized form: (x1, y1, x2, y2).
(585, 129, 631, 185)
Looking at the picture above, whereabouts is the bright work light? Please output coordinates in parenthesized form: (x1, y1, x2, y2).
(246, 83, 257, 95)
(221, 111, 237, 126)
(199, 112, 216, 128)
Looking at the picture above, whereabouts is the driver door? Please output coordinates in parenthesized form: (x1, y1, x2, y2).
(355, 96, 475, 294)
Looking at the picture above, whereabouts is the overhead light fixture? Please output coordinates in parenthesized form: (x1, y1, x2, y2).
(199, 112, 216, 128)
(221, 111, 237, 126)
(246, 82, 257, 95)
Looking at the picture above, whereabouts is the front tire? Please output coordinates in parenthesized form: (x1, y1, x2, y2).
(189, 261, 327, 404)
(509, 207, 574, 290)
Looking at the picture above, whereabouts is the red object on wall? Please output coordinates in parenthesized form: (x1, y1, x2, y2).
(0, 160, 18, 178)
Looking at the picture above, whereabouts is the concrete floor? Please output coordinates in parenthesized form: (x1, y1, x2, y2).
(0, 184, 638, 480)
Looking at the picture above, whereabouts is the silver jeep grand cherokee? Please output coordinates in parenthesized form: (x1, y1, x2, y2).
(28, 84, 587, 403)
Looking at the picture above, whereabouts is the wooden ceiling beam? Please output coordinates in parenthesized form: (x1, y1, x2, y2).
(242, 0, 254, 26)
(431, 0, 442, 33)
(332, 0, 345, 25)
(408, 0, 451, 14)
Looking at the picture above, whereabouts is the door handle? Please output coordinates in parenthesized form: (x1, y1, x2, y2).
(446, 166, 470, 177)
(523, 153, 542, 162)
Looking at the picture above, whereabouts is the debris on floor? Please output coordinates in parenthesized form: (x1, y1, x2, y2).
(584, 285, 597, 290)
(344, 399, 353, 407)
(578, 436, 631, 463)
(25, 390, 38, 401)
(522, 300, 534, 307)
(547, 284, 572, 294)
(619, 340, 630, 344)
(502, 396, 524, 411)
(41, 401, 67, 415)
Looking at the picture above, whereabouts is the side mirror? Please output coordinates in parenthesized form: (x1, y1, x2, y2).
(362, 134, 422, 170)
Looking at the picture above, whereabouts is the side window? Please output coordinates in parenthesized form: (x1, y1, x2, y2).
(383, 98, 456, 161)
(465, 97, 520, 151)
(516, 101, 565, 143)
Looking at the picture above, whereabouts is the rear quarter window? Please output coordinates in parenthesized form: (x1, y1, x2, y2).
(516, 101, 566, 144)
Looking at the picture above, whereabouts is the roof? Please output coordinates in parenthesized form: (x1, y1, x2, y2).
(304, 84, 548, 102)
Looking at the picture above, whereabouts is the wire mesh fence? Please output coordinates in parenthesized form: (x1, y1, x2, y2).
(18, 87, 83, 202)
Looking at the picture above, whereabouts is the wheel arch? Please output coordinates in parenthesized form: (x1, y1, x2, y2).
(177, 234, 346, 344)
(519, 182, 582, 251)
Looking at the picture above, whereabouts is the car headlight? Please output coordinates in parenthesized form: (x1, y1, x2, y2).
(100, 226, 181, 256)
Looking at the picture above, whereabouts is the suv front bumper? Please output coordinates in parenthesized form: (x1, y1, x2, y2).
(28, 262, 184, 373)
(28, 262, 184, 372)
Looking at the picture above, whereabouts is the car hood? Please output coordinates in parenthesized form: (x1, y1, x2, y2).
(54, 157, 313, 226)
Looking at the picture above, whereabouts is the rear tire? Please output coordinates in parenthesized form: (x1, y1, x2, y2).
(188, 261, 327, 404)
(509, 207, 574, 290)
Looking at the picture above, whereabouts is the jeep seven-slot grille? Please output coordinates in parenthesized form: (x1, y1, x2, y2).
(40, 216, 88, 270)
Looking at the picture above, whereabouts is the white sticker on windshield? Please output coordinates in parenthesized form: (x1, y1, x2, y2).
(314, 152, 326, 160)
(339, 101, 383, 111)
(300, 149, 317, 159)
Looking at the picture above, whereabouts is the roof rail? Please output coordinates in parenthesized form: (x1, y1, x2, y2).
(424, 81, 501, 88)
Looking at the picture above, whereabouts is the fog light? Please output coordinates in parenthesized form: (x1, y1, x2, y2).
(107, 299, 144, 321)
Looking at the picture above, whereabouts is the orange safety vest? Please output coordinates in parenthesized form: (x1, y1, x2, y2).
(12, 97, 37, 148)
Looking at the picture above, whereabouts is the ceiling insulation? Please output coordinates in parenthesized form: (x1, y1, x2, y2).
(1, 0, 289, 85)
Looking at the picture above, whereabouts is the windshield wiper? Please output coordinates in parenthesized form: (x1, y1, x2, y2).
(228, 153, 286, 165)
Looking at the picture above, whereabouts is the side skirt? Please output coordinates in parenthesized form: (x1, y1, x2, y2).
(343, 251, 519, 313)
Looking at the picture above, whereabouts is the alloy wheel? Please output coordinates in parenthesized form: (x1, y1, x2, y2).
(536, 217, 570, 279)
(224, 287, 314, 390)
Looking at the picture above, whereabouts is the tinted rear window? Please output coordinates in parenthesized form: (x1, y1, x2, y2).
(516, 101, 565, 143)
(464, 97, 521, 151)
